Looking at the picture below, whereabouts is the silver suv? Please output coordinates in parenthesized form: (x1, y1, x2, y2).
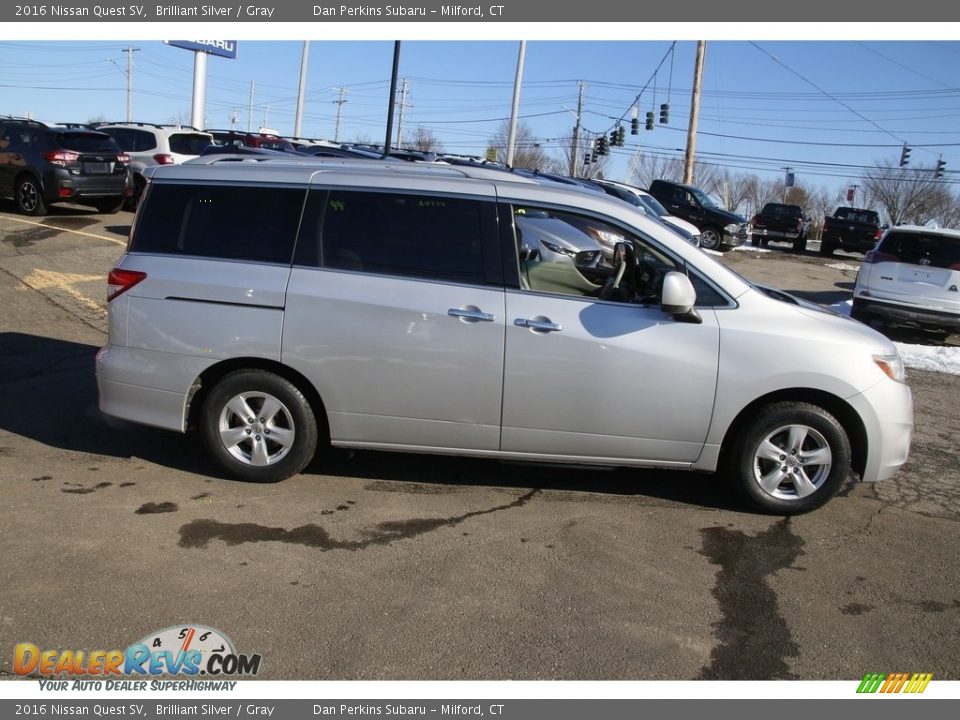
(94, 123, 213, 209)
(96, 157, 913, 514)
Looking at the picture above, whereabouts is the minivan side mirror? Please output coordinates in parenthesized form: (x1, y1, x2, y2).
(661, 271, 702, 324)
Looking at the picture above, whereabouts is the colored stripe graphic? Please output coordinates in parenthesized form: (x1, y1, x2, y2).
(857, 672, 932, 694)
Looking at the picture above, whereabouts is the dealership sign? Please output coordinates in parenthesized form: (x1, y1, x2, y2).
(166, 40, 238, 59)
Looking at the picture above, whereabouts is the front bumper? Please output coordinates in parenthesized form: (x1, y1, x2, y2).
(853, 297, 960, 333)
(848, 376, 914, 483)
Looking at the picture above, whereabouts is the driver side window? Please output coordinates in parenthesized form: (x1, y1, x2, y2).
(512, 205, 679, 305)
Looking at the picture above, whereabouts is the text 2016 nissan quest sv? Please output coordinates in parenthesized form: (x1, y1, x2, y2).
(96, 158, 914, 514)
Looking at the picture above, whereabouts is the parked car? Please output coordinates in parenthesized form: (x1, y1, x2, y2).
(647, 179, 751, 251)
(206, 130, 300, 154)
(751, 202, 808, 252)
(94, 122, 213, 209)
(0, 116, 131, 216)
(97, 157, 912, 515)
(852, 225, 960, 338)
(820, 206, 883, 256)
(590, 179, 702, 246)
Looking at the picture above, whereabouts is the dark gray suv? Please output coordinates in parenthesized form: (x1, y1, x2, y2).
(0, 117, 132, 216)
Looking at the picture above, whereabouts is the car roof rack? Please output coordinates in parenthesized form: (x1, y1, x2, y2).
(0, 115, 48, 128)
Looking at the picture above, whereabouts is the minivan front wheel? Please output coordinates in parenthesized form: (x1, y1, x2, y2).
(200, 370, 318, 483)
(728, 402, 851, 514)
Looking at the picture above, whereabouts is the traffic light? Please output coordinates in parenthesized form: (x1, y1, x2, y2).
(659, 103, 670, 124)
(935, 157, 947, 179)
(631, 117, 639, 135)
(609, 129, 618, 147)
(899, 144, 911, 167)
(645, 111, 654, 131)
(617, 125, 626, 146)
(598, 135, 609, 155)
(583, 151, 591, 166)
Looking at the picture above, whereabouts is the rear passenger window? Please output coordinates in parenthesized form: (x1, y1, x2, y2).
(131, 184, 306, 264)
(298, 190, 498, 285)
(879, 232, 960, 269)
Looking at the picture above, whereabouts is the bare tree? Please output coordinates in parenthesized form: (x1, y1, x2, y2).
(627, 153, 686, 190)
(489, 119, 549, 170)
(409, 126, 444, 153)
(861, 160, 945, 225)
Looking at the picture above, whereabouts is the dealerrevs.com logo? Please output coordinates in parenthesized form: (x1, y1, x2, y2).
(857, 673, 933, 694)
(15, 625, 261, 684)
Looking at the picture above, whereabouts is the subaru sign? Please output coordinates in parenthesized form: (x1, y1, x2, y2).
(166, 41, 238, 59)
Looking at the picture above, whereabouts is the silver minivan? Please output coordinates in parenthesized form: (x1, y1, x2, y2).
(96, 158, 913, 514)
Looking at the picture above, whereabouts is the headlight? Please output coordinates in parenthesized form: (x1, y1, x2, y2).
(540, 239, 576, 257)
(724, 223, 739, 235)
(873, 353, 906, 383)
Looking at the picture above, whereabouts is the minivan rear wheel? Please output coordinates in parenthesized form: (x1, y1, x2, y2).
(728, 401, 851, 515)
(200, 370, 318, 483)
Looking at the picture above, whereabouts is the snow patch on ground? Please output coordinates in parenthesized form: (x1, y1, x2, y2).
(732, 244, 774, 253)
(702, 249, 724, 257)
(825, 263, 860, 272)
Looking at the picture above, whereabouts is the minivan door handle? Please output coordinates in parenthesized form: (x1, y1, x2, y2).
(514, 317, 563, 333)
(447, 307, 495, 323)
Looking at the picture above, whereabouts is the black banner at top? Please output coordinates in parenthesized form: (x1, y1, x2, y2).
(3, 0, 960, 22)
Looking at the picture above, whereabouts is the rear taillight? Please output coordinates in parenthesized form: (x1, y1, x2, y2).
(43, 150, 80, 166)
(153, 154, 175, 165)
(823, 219, 830, 232)
(863, 250, 898, 264)
(107, 269, 146, 301)
(950, 263, 960, 271)
(874, 227, 882, 240)
(116, 153, 130, 165)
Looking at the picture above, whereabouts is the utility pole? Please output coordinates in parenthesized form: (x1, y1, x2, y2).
(782, 166, 792, 203)
(684, 40, 706, 185)
(569, 81, 585, 176)
(395, 78, 410, 148)
(262, 104, 271, 130)
(383, 41, 401, 158)
(124, 47, 139, 122)
(332, 87, 348, 142)
(506, 40, 527, 167)
(247, 81, 255, 132)
(107, 47, 139, 122)
(294, 41, 309, 137)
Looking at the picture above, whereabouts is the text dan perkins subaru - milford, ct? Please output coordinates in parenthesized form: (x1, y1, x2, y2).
(312, 5, 504, 16)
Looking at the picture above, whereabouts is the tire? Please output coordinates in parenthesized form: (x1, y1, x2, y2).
(793, 235, 807, 253)
(699, 227, 723, 251)
(727, 401, 851, 515)
(15, 175, 48, 216)
(94, 198, 125, 214)
(819, 240, 834, 257)
(200, 370, 319, 483)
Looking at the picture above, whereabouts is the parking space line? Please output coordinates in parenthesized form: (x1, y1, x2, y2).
(3, 215, 128, 247)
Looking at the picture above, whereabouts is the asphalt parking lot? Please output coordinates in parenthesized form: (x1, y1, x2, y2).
(0, 202, 958, 681)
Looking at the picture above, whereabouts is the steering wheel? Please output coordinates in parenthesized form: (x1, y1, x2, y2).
(634, 260, 667, 302)
(599, 243, 629, 300)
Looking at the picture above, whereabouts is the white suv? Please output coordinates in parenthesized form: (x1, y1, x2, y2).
(94, 123, 213, 209)
(96, 156, 913, 514)
(852, 225, 960, 338)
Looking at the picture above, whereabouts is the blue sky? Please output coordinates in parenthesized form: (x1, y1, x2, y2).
(1, 39, 957, 194)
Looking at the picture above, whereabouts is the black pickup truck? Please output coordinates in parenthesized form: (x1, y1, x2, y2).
(820, 206, 883, 256)
(648, 179, 751, 251)
(750, 203, 808, 252)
